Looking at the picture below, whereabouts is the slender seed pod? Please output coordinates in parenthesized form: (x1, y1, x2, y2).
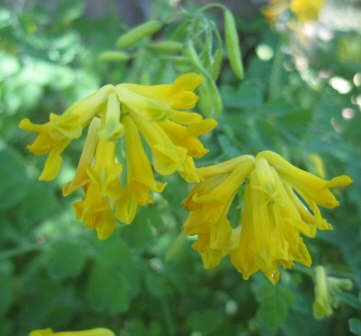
(199, 78, 223, 116)
(212, 48, 223, 80)
(147, 40, 183, 53)
(99, 51, 130, 62)
(224, 10, 244, 79)
(186, 40, 206, 73)
(162, 56, 191, 66)
(116, 20, 163, 48)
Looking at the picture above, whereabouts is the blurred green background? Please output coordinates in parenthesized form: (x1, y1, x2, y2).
(1, 0, 361, 335)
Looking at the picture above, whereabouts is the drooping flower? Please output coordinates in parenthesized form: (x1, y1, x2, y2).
(29, 327, 115, 336)
(20, 73, 216, 239)
(183, 155, 255, 268)
(183, 151, 352, 283)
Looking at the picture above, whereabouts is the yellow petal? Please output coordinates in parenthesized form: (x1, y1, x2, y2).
(159, 120, 209, 158)
(197, 155, 255, 180)
(132, 114, 187, 175)
(98, 93, 124, 140)
(172, 72, 204, 91)
(63, 118, 101, 196)
(116, 86, 170, 121)
(29, 328, 115, 336)
(258, 150, 352, 208)
(178, 156, 200, 183)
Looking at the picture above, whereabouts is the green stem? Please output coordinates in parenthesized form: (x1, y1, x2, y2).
(0, 243, 42, 261)
(198, 3, 228, 13)
(293, 264, 314, 278)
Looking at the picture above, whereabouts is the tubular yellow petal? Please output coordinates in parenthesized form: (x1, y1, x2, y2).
(194, 158, 255, 203)
(63, 118, 101, 196)
(98, 93, 124, 141)
(89, 138, 122, 197)
(197, 155, 254, 180)
(172, 72, 204, 91)
(124, 116, 166, 197)
(38, 150, 64, 181)
(178, 156, 200, 183)
(258, 150, 352, 208)
(119, 72, 203, 110)
(170, 111, 203, 125)
(62, 84, 113, 125)
(29, 328, 115, 336)
(116, 86, 170, 121)
(159, 120, 209, 158)
(19, 118, 47, 132)
(132, 114, 187, 175)
(186, 118, 217, 137)
(73, 183, 117, 240)
(115, 191, 138, 224)
(29, 329, 54, 336)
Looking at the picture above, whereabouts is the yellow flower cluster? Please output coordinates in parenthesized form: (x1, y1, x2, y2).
(20, 73, 216, 239)
(290, 0, 324, 23)
(183, 151, 352, 284)
(262, 0, 324, 23)
(29, 328, 114, 336)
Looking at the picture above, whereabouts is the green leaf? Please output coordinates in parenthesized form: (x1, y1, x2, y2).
(349, 318, 361, 335)
(187, 309, 223, 334)
(16, 181, 59, 230)
(0, 147, 30, 210)
(91, 237, 141, 298)
(46, 240, 88, 280)
(252, 279, 295, 329)
(221, 81, 263, 109)
(86, 262, 129, 314)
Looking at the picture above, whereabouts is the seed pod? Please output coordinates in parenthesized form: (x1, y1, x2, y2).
(224, 9, 244, 79)
(99, 51, 130, 62)
(199, 78, 223, 116)
(212, 48, 223, 80)
(147, 40, 183, 53)
(185, 40, 205, 73)
(162, 55, 191, 66)
(116, 20, 163, 48)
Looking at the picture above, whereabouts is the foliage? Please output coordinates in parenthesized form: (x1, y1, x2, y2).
(0, 0, 360, 335)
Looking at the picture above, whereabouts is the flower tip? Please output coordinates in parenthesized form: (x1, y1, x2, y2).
(329, 175, 352, 188)
(62, 182, 74, 197)
(19, 118, 30, 130)
(208, 118, 218, 130)
(174, 72, 204, 91)
(38, 173, 54, 182)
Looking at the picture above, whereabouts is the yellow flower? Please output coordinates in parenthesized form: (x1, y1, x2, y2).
(290, 0, 324, 22)
(183, 151, 352, 283)
(29, 327, 115, 336)
(20, 73, 216, 239)
(19, 85, 113, 181)
(183, 155, 255, 268)
(115, 115, 166, 224)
